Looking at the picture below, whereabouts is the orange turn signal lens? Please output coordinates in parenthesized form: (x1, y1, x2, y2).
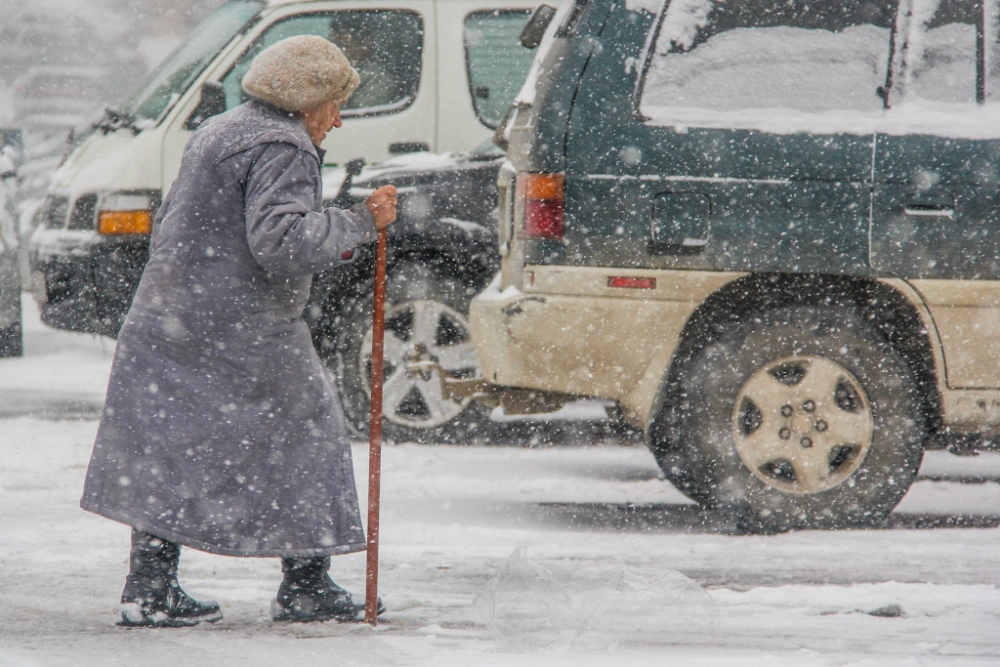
(517, 172, 565, 200)
(98, 210, 152, 235)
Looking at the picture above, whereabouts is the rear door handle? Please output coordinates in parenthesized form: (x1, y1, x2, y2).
(904, 206, 954, 219)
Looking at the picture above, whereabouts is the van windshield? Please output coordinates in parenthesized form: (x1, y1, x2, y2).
(124, 1, 263, 123)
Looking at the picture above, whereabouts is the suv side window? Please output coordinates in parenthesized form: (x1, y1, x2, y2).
(464, 10, 536, 128)
(898, 1, 979, 104)
(221, 11, 423, 116)
(640, 0, 895, 117)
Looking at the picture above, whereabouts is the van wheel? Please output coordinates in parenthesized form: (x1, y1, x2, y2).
(329, 261, 492, 444)
(652, 305, 926, 533)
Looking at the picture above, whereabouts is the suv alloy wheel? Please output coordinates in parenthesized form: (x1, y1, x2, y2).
(653, 305, 926, 532)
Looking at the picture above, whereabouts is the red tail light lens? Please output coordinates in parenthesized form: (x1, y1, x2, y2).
(517, 173, 564, 240)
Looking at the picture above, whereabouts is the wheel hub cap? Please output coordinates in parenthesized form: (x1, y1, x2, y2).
(361, 299, 480, 429)
(732, 356, 874, 494)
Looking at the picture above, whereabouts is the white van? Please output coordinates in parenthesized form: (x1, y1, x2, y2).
(30, 0, 542, 336)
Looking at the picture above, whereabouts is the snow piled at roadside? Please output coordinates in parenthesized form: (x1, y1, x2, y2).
(475, 544, 714, 651)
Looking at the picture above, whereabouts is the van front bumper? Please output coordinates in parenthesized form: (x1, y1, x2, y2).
(28, 228, 148, 337)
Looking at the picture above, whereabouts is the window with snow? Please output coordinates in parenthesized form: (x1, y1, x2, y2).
(894, 0, 991, 105)
(639, 0, 896, 119)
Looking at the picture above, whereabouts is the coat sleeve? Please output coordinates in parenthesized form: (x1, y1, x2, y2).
(243, 141, 376, 276)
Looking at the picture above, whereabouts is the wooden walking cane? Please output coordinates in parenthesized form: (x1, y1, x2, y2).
(365, 225, 387, 626)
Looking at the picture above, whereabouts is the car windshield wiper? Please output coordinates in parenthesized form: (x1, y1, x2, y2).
(59, 107, 138, 167)
(95, 107, 138, 134)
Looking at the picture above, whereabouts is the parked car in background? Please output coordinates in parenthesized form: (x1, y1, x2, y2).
(310, 148, 504, 441)
(28, 0, 546, 441)
(470, 0, 1000, 531)
(0, 138, 22, 357)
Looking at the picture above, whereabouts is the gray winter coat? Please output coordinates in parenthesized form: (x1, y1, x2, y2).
(81, 101, 375, 557)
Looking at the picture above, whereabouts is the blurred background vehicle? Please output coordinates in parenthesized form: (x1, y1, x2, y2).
(311, 147, 505, 442)
(0, 129, 22, 357)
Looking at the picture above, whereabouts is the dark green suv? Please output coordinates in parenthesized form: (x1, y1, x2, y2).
(472, 0, 1000, 531)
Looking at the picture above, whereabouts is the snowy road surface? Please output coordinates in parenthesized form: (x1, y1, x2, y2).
(1, 299, 999, 666)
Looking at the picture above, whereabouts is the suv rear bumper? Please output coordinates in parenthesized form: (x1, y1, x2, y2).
(470, 272, 669, 423)
(471, 266, 753, 428)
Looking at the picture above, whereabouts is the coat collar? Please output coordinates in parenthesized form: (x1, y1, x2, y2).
(211, 100, 320, 164)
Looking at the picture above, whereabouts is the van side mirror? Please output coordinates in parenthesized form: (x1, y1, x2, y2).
(520, 4, 557, 49)
(184, 81, 227, 130)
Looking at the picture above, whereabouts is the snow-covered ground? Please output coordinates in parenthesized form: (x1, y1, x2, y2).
(1, 298, 999, 666)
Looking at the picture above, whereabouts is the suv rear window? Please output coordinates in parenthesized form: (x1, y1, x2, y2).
(464, 9, 536, 128)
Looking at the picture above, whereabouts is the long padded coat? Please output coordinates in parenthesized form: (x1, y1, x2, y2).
(81, 101, 375, 557)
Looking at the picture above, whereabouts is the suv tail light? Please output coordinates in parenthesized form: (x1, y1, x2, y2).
(517, 172, 564, 240)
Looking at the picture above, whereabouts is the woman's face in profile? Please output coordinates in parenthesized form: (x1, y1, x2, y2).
(302, 100, 343, 145)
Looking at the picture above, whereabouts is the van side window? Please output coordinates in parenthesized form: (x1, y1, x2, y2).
(639, 0, 895, 118)
(464, 10, 536, 128)
(221, 11, 423, 117)
(126, 2, 263, 123)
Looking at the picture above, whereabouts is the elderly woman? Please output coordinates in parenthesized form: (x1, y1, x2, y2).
(80, 36, 397, 627)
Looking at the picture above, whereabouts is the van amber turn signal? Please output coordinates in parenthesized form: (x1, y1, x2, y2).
(517, 172, 564, 240)
(98, 210, 153, 235)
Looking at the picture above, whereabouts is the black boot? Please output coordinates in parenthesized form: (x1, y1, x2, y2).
(117, 529, 223, 627)
(272, 556, 384, 623)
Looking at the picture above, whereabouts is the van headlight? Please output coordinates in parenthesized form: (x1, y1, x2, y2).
(97, 192, 155, 235)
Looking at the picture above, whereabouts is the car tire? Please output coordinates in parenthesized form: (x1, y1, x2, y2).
(327, 260, 493, 444)
(652, 305, 926, 533)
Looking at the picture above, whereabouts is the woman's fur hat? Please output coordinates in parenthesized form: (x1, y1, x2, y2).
(242, 35, 360, 112)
